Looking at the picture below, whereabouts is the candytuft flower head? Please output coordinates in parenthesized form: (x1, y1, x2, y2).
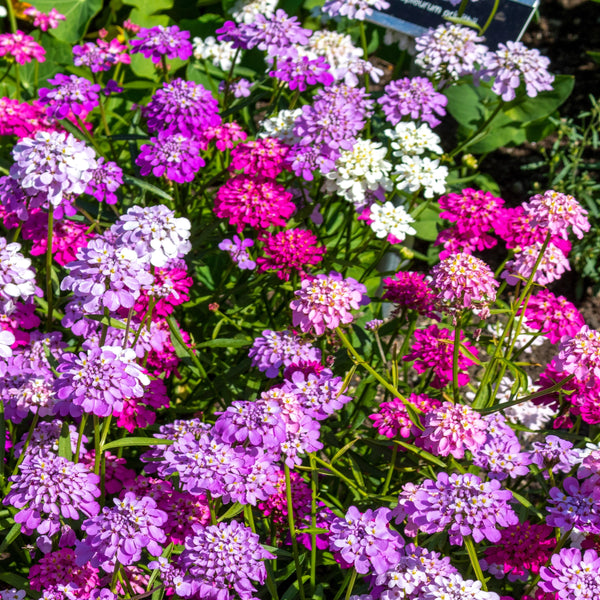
(10, 131, 97, 215)
(540, 548, 600, 599)
(430, 253, 499, 319)
(130, 25, 192, 63)
(482, 41, 554, 102)
(0, 31, 46, 64)
(257, 229, 326, 280)
(290, 271, 369, 335)
(555, 325, 600, 387)
(179, 520, 275, 600)
(77, 493, 168, 570)
(38, 74, 101, 120)
(378, 77, 447, 128)
(523, 189, 590, 239)
(329, 506, 403, 575)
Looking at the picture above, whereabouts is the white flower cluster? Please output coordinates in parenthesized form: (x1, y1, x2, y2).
(369, 201, 416, 243)
(383, 29, 416, 55)
(386, 122, 443, 157)
(230, 0, 278, 23)
(258, 108, 302, 145)
(323, 139, 393, 207)
(192, 36, 236, 72)
(296, 31, 383, 87)
(393, 156, 447, 199)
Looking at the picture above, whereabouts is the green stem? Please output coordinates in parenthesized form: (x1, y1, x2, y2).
(473, 231, 552, 408)
(336, 328, 418, 418)
(345, 570, 358, 600)
(449, 102, 505, 159)
(309, 453, 318, 593)
(464, 535, 487, 590)
(284, 463, 306, 600)
(452, 316, 462, 402)
(382, 445, 398, 495)
(110, 559, 121, 593)
(311, 454, 368, 497)
(74, 413, 88, 463)
(480, 0, 501, 34)
(0, 392, 5, 487)
(45, 206, 54, 331)
(457, 0, 470, 17)
(11, 413, 40, 478)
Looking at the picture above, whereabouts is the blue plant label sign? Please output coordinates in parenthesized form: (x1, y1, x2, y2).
(369, 0, 539, 46)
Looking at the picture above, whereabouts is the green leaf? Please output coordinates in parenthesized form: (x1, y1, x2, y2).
(101, 437, 173, 452)
(85, 314, 128, 330)
(20, 37, 74, 91)
(217, 502, 244, 521)
(511, 490, 544, 519)
(58, 421, 73, 461)
(31, 0, 102, 43)
(194, 337, 252, 349)
(445, 76, 575, 154)
(394, 440, 447, 468)
(123, 174, 173, 201)
(123, 0, 173, 26)
(0, 523, 21, 554)
(411, 207, 442, 241)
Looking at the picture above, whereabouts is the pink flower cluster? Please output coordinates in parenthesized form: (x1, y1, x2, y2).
(369, 393, 441, 439)
(382, 271, 436, 318)
(430, 253, 498, 319)
(290, 271, 369, 335)
(0, 31, 46, 64)
(436, 188, 504, 259)
(257, 229, 325, 280)
(403, 324, 478, 388)
(521, 289, 585, 344)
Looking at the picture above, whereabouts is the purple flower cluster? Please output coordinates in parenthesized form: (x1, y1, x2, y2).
(546, 475, 600, 533)
(5, 453, 100, 545)
(178, 520, 274, 600)
(10, 131, 97, 215)
(218, 9, 310, 57)
(329, 506, 403, 575)
(291, 84, 372, 179)
(269, 55, 334, 92)
(77, 493, 167, 571)
(378, 77, 447, 128)
(110, 204, 191, 268)
(136, 132, 204, 184)
(0, 238, 38, 317)
(86, 158, 123, 205)
(55, 345, 150, 417)
(130, 25, 193, 64)
(323, 0, 390, 20)
(396, 472, 518, 545)
(540, 548, 600, 599)
(38, 74, 101, 119)
(249, 329, 321, 377)
(73, 38, 130, 72)
(142, 78, 220, 138)
(482, 41, 554, 101)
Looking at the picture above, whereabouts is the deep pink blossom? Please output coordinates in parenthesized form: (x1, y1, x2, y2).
(257, 229, 326, 280)
(0, 31, 46, 64)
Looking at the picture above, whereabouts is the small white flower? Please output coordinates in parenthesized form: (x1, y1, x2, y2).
(386, 122, 443, 156)
(324, 139, 393, 206)
(192, 36, 236, 72)
(394, 156, 447, 199)
(369, 201, 416, 242)
(230, 0, 278, 23)
(259, 108, 303, 144)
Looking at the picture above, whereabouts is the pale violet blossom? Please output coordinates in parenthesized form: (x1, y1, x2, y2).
(323, 139, 393, 206)
(393, 156, 447, 199)
(0, 330, 15, 359)
(386, 122, 443, 157)
(369, 202, 416, 242)
(192, 36, 236, 72)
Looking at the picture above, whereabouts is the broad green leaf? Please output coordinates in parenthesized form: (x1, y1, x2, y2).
(412, 207, 442, 242)
(102, 437, 173, 452)
(123, 0, 173, 26)
(31, 0, 102, 43)
(20, 37, 74, 92)
(85, 314, 128, 330)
